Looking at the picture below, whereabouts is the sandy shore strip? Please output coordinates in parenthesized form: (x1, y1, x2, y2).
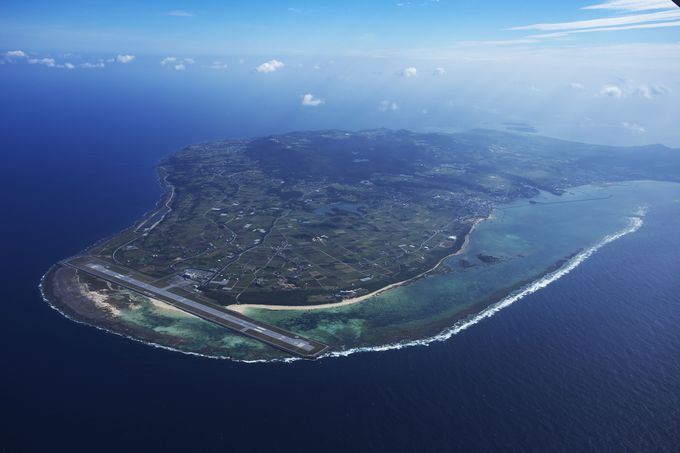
(149, 297, 198, 317)
(227, 216, 487, 314)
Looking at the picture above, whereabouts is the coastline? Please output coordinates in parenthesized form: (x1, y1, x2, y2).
(38, 132, 664, 362)
(55, 163, 176, 265)
(322, 213, 645, 358)
(227, 216, 487, 314)
(40, 264, 287, 362)
(39, 266, 248, 362)
(133, 168, 176, 233)
(39, 212, 644, 363)
(39, 188, 649, 362)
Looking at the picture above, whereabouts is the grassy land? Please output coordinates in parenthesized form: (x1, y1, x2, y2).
(89, 129, 680, 306)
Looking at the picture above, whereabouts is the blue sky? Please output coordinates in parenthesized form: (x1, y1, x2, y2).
(1, 0, 679, 54)
(1, 1, 679, 146)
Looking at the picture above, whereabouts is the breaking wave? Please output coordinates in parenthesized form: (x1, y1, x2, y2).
(321, 212, 645, 360)
(40, 210, 645, 364)
(38, 271, 234, 361)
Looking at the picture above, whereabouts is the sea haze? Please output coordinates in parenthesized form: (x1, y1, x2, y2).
(2, 63, 680, 451)
(2, 52, 679, 148)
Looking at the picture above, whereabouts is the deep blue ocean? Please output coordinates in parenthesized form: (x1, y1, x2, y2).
(2, 66, 680, 452)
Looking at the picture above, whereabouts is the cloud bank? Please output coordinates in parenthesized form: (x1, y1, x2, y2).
(116, 54, 135, 64)
(582, 0, 676, 12)
(256, 59, 284, 73)
(28, 58, 56, 67)
(301, 93, 324, 106)
(401, 66, 418, 77)
(622, 121, 646, 132)
(5, 50, 27, 58)
(161, 56, 194, 70)
(379, 100, 399, 111)
(601, 85, 624, 98)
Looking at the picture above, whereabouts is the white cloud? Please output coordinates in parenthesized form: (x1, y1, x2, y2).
(622, 121, 646, 132)
(477, 1, 679, 47)
(510, 9, 680, 31)
(570, 82, 584, 89)
(529, 19, 680, 39)
(601, 85, 624, 98)
(287, 7, 310, 14)
(635, 84, 670, 98)
(401, 66, 418, 77)
(582, 0, 676, 12)
(301, 93, 324, 106)
(5, 50, 27, 58)
(433, 67, 446, 76)
(116, 54, 135, 64)
(167, 10, 195, 17)
(255, 59, 284, 73)
(598, 83, 670, 99)
(28, 58, 56, 67)
(162, 57, 194, 70)
(209, 61, 228, 70)
(379, 100, 399, 112)
(28, 58, 75, 70)
(80, 61, 105, 69)
(460, 38, 541, 46)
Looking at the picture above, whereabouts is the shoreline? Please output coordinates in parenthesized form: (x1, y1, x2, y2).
(55, 164, 176, 265)
(227, 216, 487, 314)
(39, 212, 643, 363)
(39, 264, 285, 363)
(39, 173, 653, 362)
(323, 213, 645, 359)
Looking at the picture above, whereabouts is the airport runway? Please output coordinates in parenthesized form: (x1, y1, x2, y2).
(63, 256, 329, 358)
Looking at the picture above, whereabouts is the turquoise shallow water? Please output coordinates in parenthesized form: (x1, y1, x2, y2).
(238, 181, 678, 359)
(85, 180, 679, 361)
(4, 65, 679, 450)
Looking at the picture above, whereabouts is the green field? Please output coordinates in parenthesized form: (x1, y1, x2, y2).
(89, 129, 680, 307)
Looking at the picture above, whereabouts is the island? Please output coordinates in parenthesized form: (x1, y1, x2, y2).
(41, 129, 680, 360)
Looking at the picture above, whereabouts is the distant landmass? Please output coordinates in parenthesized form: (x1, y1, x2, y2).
(503, 122, 538, 133)
(41, 129, 680, 360)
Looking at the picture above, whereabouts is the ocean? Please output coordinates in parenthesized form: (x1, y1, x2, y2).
(2, 66, 680, 451)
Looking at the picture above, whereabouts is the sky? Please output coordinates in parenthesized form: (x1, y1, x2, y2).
(2, 0, 679, 146)
(1, 0, 679, 54)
